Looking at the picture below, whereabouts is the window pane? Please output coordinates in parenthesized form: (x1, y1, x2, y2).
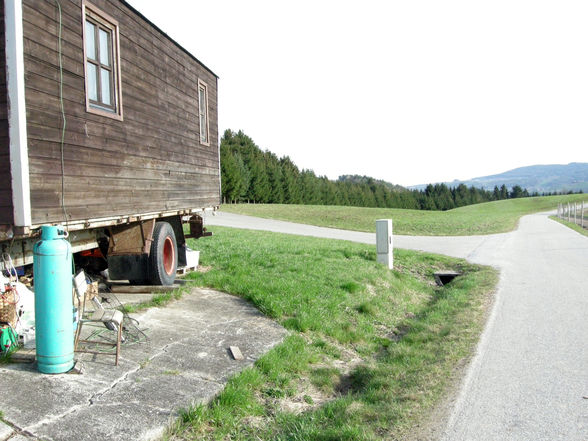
(199, 87, 206, 111)
(100, 68, 112, 105)
(200, 114, 207, 143)
(87, 62, 98, 101)
(99, 28, 110, 66)
(85, 21, 96, 60)
(84, 8, 122, 116)
(199, 85, 208, 142)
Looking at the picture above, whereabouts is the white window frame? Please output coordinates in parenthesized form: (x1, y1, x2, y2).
(198, 79, 210, 145)
(82, 1, 123, 120)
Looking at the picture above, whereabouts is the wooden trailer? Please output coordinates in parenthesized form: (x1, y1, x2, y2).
(0, 0, 220, 284)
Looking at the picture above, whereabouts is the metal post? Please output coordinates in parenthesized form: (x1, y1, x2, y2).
(567, 203, 571, 222)
(574, 203, 577, 225)
(582, 202, 585, 228)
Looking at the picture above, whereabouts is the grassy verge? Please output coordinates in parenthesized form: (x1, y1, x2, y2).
(165, 227, 497, 440)
(549, 216, 588, 237)
(220, 194, 586, 236)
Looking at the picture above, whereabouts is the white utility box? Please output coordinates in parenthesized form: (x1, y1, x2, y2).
(185, 249, 200, 268)
(376, 219, 393, 269)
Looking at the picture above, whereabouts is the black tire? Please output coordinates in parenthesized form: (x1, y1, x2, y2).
(148, 221, 178, 286)
(129, 279, 148, 285)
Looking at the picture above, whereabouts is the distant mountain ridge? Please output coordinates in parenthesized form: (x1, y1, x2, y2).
(410, 163, 588, 194)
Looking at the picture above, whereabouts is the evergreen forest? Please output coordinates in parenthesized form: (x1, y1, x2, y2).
(220, 129, 534, 211)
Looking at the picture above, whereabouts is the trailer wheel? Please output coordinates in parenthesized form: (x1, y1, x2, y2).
(148, 222, 177, 285)
(129, 280, 148, 285)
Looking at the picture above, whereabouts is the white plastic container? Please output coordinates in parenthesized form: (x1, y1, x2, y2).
(185, 249, 200, 268)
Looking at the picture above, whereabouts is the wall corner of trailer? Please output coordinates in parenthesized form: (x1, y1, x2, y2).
(217, 137, 222, 206)
(5, 0, 31, 230)
(216, 76, 222, 206)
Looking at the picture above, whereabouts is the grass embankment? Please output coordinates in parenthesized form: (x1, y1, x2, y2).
(166, 227, 497, 440)
(221, 194, 586, 236)
(550, 216, 588, 237)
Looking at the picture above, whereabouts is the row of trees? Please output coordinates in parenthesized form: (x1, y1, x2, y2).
(220, 130, 531, 211)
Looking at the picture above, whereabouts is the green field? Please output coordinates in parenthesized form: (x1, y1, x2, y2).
(166, 227, 497, 440)
(221, 194, 586, 236)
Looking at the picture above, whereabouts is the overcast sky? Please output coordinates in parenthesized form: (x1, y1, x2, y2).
(126, 0, 588, 187)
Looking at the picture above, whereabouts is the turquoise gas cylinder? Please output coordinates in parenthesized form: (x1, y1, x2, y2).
(33, 225, 74, 374)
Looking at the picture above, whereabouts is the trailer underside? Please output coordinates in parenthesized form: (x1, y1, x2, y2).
(0, 207, 216, 276)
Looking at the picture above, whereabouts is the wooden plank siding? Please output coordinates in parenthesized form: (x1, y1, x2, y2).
(21, 0, 220, 226)
(0, 1, 13, 225)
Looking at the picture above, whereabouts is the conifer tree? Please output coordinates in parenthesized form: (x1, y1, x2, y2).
(220, 129, 532, 210)
(281, 156, 302, 204)
(265, 152, 284, 203)
(500, 184, 509, 199)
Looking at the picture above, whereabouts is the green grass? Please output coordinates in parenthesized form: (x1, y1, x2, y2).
(165, 227, 497, 440)
(220, 194, 586, 236)
(550, 216, 588, 237)
(120, 288, 185, 314)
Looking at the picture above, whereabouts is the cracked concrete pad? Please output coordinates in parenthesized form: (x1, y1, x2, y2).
(6, 435, 30, 441)
(0, 288, 287, 441)
(0, 422, 13, 441)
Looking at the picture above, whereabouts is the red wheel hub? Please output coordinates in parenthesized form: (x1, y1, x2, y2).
(163, 236, 175, 275)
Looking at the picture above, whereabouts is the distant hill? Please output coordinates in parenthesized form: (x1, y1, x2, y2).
(410, 163, 588, 194)
(337, 175, 407, 192)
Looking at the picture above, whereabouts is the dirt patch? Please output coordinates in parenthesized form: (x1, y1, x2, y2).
(266, 340, 365, 416)
(276, 381, 331, 415)
(365, 284, 377, 297)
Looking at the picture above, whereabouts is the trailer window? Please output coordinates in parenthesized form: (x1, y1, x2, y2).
(83, 2, 123, 120)
(198, 80, 209, 145)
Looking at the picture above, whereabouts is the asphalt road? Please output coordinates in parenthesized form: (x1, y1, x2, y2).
(206, 211, 588, 440)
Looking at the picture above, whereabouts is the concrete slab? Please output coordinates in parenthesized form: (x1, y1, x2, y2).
(0, 422, 14, 441)
(0, 288, 287, 441)
(6, 435, 29, 441)
(110, 293, 155, 306)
